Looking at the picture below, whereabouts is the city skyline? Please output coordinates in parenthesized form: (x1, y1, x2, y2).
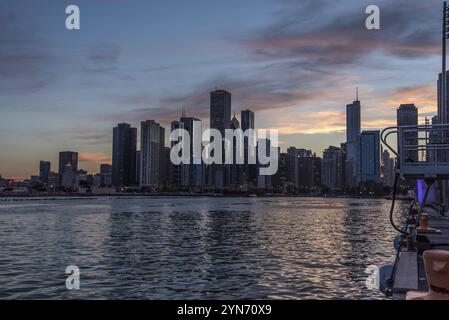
(0, 86, 397, 194)
(0, 85, 425, 181)
(0, 0, 444, 178)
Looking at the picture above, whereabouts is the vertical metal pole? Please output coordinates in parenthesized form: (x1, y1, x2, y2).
(443, 1, 447, 124)
(443, 2, 449, 215)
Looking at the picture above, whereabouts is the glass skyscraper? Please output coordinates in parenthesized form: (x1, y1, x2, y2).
(112, 123, 137, 187)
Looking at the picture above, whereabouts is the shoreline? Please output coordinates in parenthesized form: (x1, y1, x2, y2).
(0, 193, 399, 201)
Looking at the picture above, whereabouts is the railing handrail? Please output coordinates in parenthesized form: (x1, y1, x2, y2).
(381, 124, 449, 177)
(381, 126, 400, 159)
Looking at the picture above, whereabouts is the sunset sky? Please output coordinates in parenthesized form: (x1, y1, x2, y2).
(0, 0, 444, 179)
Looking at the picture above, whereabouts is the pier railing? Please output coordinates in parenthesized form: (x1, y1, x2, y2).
(381, 124, 449, 179)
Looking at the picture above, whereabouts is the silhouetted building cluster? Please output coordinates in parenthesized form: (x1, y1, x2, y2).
(8, 89, 419, 195)
(108, 89, 272, 192)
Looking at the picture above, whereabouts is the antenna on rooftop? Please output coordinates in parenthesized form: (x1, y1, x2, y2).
(181, 106, 186, 118)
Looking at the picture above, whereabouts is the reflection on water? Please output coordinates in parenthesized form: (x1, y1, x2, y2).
(0, 197, 406, 299)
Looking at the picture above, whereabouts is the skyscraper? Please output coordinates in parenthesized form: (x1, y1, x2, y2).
(397, 104, 418, 162)
(135, 151, 141, 186)
(59, 151, 78, 178)
(346, 99, 361, 188)
(287, 147, 312, 188)
(169, 120, 182, 188)
(210, 89, 231, 136)
(229, 114, 241, 186)
(241, 110, 255, 132)
(180, 116, 203, 188)
(322, 146, 344, 191)
(359, 130, 381, 183)
(61, 163, 76, 190)
(158, 126, 169, 188)
(140, 120, 161, 188)
(298, 156, 322, 191)
(39, 161, 51, 184)
(100, 163, 112, 187)
(382, 149, 395, 187)
(256, 138, 274, 190)
(272, 152, 288, 192)
(160, 147, 171, 189)
(112, 123, 137, 187)
(209, 89, 232, 188)
(340, 142, 347, 190)
(241, 109, 256, 186)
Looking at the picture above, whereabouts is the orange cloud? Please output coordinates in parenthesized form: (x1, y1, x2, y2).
(265, 110, 346, 135)
(384, 85, 437, 112)
(78, 152, 111, 164)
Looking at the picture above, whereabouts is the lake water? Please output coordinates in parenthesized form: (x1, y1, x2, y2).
(0, 197, 406, 299)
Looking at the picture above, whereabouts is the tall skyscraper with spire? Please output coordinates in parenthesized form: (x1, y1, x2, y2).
(345, 89, 361, 188)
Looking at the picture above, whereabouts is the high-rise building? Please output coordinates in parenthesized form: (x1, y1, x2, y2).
(256, 139, 274, 190)
(140, 120, 161, 188)
(61, 163, 76, 190)
(160, 147, 171, 189)
(397, 104, 418, 162)
(47, 172, 60, 190)
(322, 146, 344, 191)
(229, 114, 241, 186)
(112, 123, 137, 187)
(241, 109, 256, 186)
(241, 110, 255, 132)
(100, 164, 112, 173)
(100, 163, 112, 187)
(298, 156, 322, 191)
(135, 151, 141, 186)
(76, 169, 89, 189)
(382, 149, 395, 187)
(209, 89, 232, 188)
(210, 89, 231, 136)
(169, 121, 182, 188)
(340, 142, 347, 190)
(359, 130, 381, 183)
(286, 147, 298, 187)
(346, 99, 361, 187)
(158, 127, 170, 188)
(286, 147, 312, 188)
(39, 161, 51, 184)
(272, 152, 288, 192)
(428, 116, 440, 163)
(59, 151, 78, 176)
(179, 116, 203, 188)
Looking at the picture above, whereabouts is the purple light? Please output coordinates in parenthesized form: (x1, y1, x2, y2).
(417, 179, 425, 204)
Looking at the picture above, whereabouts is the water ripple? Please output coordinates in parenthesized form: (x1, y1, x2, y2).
(0, 197, 406, 299)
